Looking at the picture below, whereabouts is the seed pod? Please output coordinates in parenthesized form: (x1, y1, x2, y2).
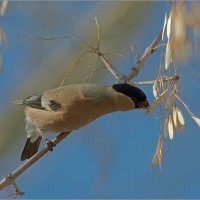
(168, 114, 174, 140)
(152, 135, 163, 168)
(173, 105, 178, 128)
(164, 116, 169, 138)
(176, 106, 185, 126)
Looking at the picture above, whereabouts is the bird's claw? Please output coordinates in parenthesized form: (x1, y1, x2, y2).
(46, 140, 56, 151)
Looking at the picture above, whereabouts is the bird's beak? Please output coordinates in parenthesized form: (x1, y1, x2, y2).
(139, 100, 149, 109)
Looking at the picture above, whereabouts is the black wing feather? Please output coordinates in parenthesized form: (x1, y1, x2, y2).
(49, 100, 62, 111)
(23, 92, 45, 110)
(21, 136, 42, 161)
(15, 92, 61, 111)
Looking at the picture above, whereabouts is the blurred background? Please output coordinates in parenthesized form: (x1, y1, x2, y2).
(1, 1, 200, 198)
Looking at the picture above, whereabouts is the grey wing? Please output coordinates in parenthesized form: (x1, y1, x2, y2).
(15, 92, 45, 110)
(15, 92, 61, 111)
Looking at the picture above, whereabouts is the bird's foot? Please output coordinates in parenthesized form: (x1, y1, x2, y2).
(45, 139, 56, 151)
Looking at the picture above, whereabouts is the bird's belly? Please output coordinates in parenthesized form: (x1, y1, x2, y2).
(55, 113, 98, 131)
(42, 112, 107, 132)
(26, 104, 113, 133)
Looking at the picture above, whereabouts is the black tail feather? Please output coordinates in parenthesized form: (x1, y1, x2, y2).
(21, 136, 42, 161)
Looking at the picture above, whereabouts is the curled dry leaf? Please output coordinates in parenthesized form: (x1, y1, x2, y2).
(165, 41, 172, 70)
(159, 76, 164, 92)
(168, 114, 174, 140)
(164, 116, 169, 138)
(152, 135, 163, 168)
(152, 78, 158, 98)
(191, 115, 200, 127)
(176, 106, 184, 132)
(176, 106, 185, 126)
(173, 105, 177, 127)
(162, 12, 168, 40)
(173, 1, 187, 41)
(145, 89, 168, 115)
(167, 11, 172, 39)
(165, 9, 173, 70)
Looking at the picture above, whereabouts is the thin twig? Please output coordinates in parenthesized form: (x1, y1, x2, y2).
(18, 33, 123, 83)
(98, 53, 124, 81)
(60, 50, 91, 87)
(17, 34, 94, 51)
(124, 30, 163, 82)
(0, 131, 71, 192)
(103, 52, 126, 58)
(174, 94, 194, 116)
(82, 57, 100, 83)
(130, 75, 179, 85)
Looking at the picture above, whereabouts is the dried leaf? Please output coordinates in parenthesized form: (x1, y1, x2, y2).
(152, 135, 163, 168)
(176, 106, 185, 126)
(152, 79, 158, 98)
(162, 12, 168, 40)
(168, 114, 174, 140)
(159, 76, 164, 92)
(175, 106, 184, 133)
(164, 117, 169, 138)
(191, 115, 200, 127)
(165, 41, 172, 70)
(0, 0, 8, 16)
(165, 90, 175, 110)
(167, 11, 172, 39)
(145, 89, 168, 114)
(173, 105, 177, 127)
(174, 1, 187, 40)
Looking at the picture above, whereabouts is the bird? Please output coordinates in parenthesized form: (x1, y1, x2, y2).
(15, 83, 149, 161)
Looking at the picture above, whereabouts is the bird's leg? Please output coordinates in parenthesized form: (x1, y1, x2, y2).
(40, 134, 56, 151)
(45, 138, 56, 151)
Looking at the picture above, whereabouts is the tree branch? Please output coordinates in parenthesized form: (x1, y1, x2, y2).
(124, 30, 162, 82)
(99, 53, 124, 81)
(131, 75, 179, 85)
(0, 131, 71, 192)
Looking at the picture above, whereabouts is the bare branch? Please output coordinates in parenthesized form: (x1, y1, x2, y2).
(98, 53, 124, 81)
(17, 34, 94, 51)
(131, 75, 179, 85)
(0, 131, 71, 192)
(124, 30, 163, 82)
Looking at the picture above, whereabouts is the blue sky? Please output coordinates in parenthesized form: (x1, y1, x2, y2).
(1, 1, 200, 199)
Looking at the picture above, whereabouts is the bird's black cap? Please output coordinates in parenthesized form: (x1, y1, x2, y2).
(112, 83, 148, 108)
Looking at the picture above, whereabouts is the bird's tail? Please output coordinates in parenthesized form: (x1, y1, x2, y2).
(13, 99, 24, 105)
(21, 136, 42, 161)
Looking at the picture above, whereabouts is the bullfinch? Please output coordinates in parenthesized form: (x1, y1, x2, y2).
(15, 83, 149, 161)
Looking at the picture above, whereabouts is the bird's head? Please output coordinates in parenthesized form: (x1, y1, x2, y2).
(112, 83, 149, 109)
